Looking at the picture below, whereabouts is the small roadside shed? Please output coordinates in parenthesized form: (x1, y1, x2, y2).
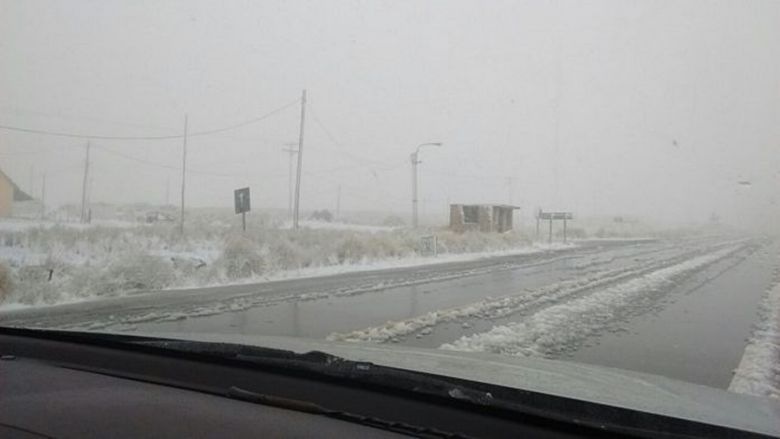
(449, 204, 519, 233)
(0, 168, 33, 217)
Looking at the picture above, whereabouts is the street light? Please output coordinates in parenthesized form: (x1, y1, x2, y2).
(411, 142, 443, 228)
(282, 143, 298, 221)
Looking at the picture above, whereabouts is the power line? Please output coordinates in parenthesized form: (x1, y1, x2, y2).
(0, 99, 299, 141)
(308, 104, 402, 170)
(93, 144, 249, 178)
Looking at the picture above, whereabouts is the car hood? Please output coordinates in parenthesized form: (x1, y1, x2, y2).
(138, 331, 780, 437)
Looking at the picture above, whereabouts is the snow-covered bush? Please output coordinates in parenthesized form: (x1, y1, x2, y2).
(0, 214, 536, 306)
(0, 262, 12, 303)
(436, 230, 529, 254)
(335, 234, 372, 263)
(103, 252, 176, 294)
(266, 238, 306, 271)
(216, 236, 265, 280)
(63, 252, 176, 299)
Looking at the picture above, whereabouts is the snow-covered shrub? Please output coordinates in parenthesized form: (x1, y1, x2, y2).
(0, 262, 12, 302)
(364, 233, 409, 259)
(267, 238, 305, 271)
(436, 230, 528, 254)
(217, 236, 265, 279)
(335, 234, 372, 263)
(0, 212, 539, 306)
(86, 252, 176, 296)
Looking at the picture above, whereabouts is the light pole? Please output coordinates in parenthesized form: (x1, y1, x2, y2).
(282, 143, 298, 221)
(411, 142, 442, 228)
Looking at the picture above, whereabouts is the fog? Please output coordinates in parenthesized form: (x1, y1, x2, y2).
(1, 0, 778, 231)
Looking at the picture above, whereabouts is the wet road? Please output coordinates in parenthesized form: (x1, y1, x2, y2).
(1, 237, 773, 389)
(123, 239, 689, 337)
(569, 242, 776, 388)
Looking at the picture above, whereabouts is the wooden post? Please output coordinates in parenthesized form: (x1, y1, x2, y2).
(548, 217, 553, 244)
(179, 115, 188, 235)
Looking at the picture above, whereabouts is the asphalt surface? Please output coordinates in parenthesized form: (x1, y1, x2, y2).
(0, 237, 772, 389)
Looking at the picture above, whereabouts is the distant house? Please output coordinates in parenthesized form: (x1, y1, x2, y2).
(449, 204, 519, 233)
(0, 168, 33, 217)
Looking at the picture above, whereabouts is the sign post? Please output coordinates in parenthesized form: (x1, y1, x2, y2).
(537, 211, 574, 244)
(234, 187, 251, 231)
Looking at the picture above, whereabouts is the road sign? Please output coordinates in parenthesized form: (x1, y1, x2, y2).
(234, 187, 251, 214)
(536, 210, 574, 244)
(420, 235, 438, 257)
(538, 211, 573, 220)
(234, 187, 250, 232)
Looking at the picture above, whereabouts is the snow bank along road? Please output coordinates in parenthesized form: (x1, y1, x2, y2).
(1, 237, 775, 393)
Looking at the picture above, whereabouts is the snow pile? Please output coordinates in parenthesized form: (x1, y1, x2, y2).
(729, 277, 780, 399)
(439, 245, 742, 357)
(327, 244, 704, 343)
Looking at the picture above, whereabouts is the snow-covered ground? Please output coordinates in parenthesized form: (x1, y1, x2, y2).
(729, 277, 780, 399)
(282, 220, 398, 233)
(175, 241, 574, 288)
(0, 218, 140, 232)
(0, 217, 556, 307)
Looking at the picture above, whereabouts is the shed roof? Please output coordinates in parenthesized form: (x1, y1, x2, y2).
(0, 168, 33, 201)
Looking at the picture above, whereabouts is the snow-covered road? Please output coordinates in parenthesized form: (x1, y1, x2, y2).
(0, 236, 775, 392)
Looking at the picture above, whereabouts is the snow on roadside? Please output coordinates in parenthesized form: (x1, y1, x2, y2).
(0, 218, 140, 232)
(439, 244, 743, 357)
(729, 278, 780, 399)
(281, 220, 398, 233)
(45, 247, 580, 330)
(0, 237, 575, 312)
(178, 241, 575, 288)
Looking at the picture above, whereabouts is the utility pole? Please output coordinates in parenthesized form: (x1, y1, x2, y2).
(40, 174, 46, 219)
(87, 171, 94, 215)
(80, 142, 91, 223)
(506, 177, 514, 205)
(165, 176, 170, 206)
(293, 89, 307, 230)
(411, 152, 419, 227)
(282, 142, 298, 221)
(409, 142, 443, 228)
(29, 165, 34, 197)
(179, 114, 188, 235)
(336, 185, 341, 220)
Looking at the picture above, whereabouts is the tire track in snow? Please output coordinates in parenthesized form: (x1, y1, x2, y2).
(438, 244, 744, 358)
(327, 242, 741, 344)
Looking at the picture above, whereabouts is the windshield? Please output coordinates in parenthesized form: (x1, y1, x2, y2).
(1, 0, 779, 409)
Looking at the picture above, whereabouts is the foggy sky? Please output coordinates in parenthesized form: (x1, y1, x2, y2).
(1, 0, 778, 230)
